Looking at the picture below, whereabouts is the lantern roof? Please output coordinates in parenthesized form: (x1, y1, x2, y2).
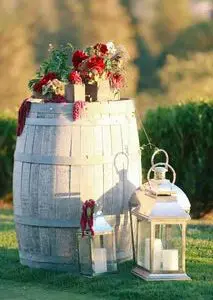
(93, 211, 113, 234)
(130, 187, 190, 221)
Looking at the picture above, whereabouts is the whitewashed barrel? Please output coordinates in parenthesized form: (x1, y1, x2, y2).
(13, 99, 141, 272)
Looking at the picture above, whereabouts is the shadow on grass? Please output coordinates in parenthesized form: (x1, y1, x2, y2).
(0, 247, 213, 300)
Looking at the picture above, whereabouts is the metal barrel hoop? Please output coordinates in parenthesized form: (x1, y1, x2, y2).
(151, 149, 169, 168)
(147, 162, 176, 185)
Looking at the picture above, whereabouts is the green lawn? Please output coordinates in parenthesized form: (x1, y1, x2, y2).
(0, 209, 213, 300)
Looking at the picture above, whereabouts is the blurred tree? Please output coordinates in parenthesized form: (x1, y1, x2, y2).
(159, 21, 213, 65)
(136, 0, 161, 55)
(122, 0, 194, 95)
(0, 15, 35, 110)
(136, 38, 162, 91)
(0, 0, 60, 63)
(134, 0, 193, 55)
(153, 0, 193, 48)
(158, 51, 213, 103)
(120, 0, 160, 93)
(136, 50, 213, 115)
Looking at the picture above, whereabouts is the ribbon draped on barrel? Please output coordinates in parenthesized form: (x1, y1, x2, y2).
(16, 99, 31, 136)
(80, 199, 96, 236)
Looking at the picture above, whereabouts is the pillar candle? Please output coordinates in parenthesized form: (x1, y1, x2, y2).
(162, 249, 179, 271)
(144, 239, 150, 270)
(153, 239, 163, 270)
(144, 238, 163, 270)
(93, 248, 107, 274)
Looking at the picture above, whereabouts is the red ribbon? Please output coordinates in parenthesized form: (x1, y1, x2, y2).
(80, 199, 96, 237)
(16, 99, 31, 136)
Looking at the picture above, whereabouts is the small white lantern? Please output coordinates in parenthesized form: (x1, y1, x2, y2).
(77, 211, 117, 276)
(130, 149, 191, 281)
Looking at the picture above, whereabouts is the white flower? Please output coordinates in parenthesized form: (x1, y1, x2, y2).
(106, 41, 116, 54)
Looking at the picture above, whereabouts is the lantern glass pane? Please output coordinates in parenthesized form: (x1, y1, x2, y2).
(78, 235, 92, 275)
(137, 219, 151, 271)
(92, 233, 117, 274)
(154, 224, 183, 272)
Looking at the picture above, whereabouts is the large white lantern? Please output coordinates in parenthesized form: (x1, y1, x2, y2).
(77, 211, 117, 276)
(130, 149, 191, 281)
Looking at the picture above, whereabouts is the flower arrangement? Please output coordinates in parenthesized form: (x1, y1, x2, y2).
(69, 42, 129, 90)
(28, 43, 73, 101)
(28, 41, 128, 102)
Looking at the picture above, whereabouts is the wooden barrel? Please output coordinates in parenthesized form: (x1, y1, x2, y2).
(13, 99, 141, 272)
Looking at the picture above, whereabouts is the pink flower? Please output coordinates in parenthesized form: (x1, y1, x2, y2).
(110, 73, 125, 89)
(69, 71, 82, 84)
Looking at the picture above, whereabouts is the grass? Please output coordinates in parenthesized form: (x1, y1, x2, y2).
(0, 209, 213, 300)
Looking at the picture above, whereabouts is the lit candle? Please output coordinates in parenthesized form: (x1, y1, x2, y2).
(162, 249, 179, 271)
(93, 248, 107, 273)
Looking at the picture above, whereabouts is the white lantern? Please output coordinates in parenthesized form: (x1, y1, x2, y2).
(130, 149, 191, 281)
(77, 211, 117, 276)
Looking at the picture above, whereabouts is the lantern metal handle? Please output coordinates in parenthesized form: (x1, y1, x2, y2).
(151, 149, 169, 167)
(147, 162, 176, 185)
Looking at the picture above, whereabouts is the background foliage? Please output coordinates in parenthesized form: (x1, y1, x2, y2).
(0, 112, 16, 198)
(1, 0, 213, 113)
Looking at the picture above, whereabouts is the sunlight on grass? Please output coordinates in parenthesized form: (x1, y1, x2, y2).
(0, 209, 13, 220)
(0, 209, 212, 300)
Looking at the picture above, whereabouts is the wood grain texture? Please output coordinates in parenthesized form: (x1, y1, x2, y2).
(13, 99, 141, 272)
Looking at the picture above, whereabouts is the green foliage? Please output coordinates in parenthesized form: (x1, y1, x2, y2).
(0, 113, 17, 198)
(0, 209, 213, 300)
(28, 43, 74, 90)
(139, 101, 213, 217)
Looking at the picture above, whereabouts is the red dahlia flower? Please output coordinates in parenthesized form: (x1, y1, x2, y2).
(87, 56, 105, 74)
(72, 50, 88, 69)
(33, 81, 43, 93)
(69, 71, 82, 84)
(43, 72, 57, 82)
(33, 72, 57, 92)
(94, 43, 108, 55)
